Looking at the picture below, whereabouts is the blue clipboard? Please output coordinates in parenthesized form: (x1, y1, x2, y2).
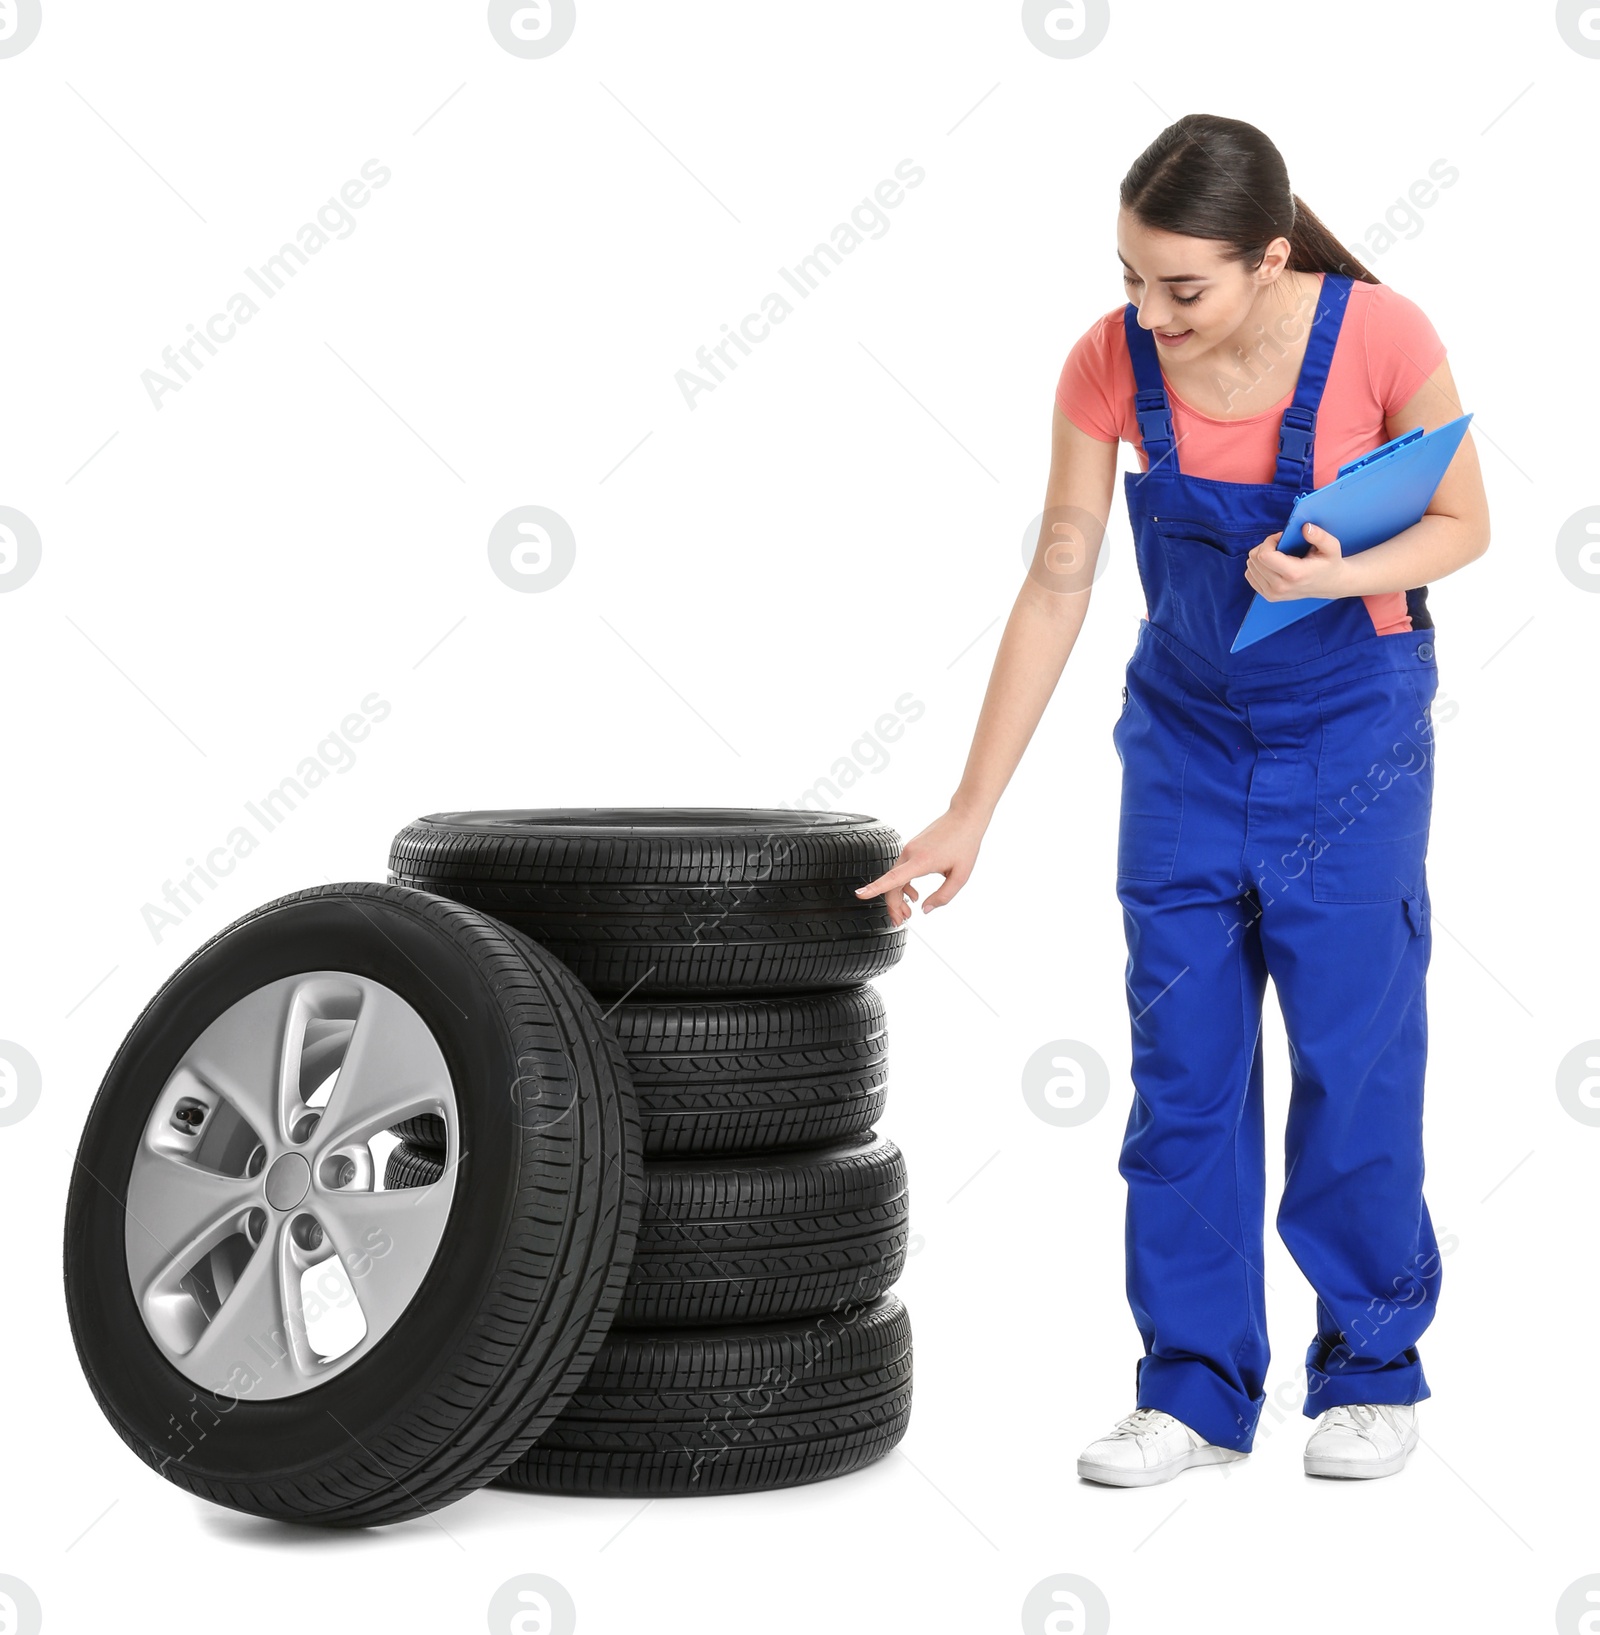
(1230, 412, 1474, 652)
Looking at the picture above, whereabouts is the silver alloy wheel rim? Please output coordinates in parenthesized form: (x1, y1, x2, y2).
(123, 971, 459, 1400)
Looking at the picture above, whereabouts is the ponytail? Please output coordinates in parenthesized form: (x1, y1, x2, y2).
(1286, 193, 1377, 283)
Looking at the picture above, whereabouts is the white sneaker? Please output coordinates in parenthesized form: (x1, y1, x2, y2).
(1303, 1403, 1419, 1479)
(1077, 1407, 1246, 1488)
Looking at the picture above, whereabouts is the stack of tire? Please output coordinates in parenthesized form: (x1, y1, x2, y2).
(62, 810, 912, 1527)
(384, 808, 915, 1497)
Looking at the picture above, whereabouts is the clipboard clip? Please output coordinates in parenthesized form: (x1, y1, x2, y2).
(1336, 425, 1424, 479)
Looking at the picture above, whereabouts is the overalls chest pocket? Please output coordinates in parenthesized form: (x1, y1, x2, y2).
(1151, 518, 1287, 653)
(1310, 663, 1438, 905)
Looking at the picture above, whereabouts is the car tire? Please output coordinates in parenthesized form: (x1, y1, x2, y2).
(494, 1294, 912, 1496)
(388, 1130, 906, 1327)
(394, 985, 887, 1158)
(386, 808, 905, 998)
(63, 883, 640, 1527)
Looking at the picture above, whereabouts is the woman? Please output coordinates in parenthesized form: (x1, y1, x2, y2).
(857, 114, 1488, 1486)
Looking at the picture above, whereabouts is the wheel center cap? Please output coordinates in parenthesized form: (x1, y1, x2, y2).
(263, 1152, 311, 1211)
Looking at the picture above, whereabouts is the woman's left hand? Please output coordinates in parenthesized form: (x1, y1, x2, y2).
(1244, 523, 1348, 601)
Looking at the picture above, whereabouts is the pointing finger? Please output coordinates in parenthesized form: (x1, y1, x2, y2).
(855, 859, 924, 898)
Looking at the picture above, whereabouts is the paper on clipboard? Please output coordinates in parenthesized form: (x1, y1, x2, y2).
(1230, 412, 1474, 652)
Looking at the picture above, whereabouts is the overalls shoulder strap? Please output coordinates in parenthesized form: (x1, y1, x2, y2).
(1273, 273, 1353, 489)
(1123, 303, 1179, 473)
(1120, 272, 1355, 488)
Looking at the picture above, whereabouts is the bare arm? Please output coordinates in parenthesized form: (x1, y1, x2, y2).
(856, 410, 1119, 925)
(1245, 356, 1490, 601)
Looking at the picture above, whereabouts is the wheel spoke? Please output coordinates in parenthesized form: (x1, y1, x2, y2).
(317, 979, 451, 1148)
(181, 975, 306, 1146)
(315, 1177, 457, 1337)
(183, 1217, 303, 1397)
(124, 1148, 259, 1296)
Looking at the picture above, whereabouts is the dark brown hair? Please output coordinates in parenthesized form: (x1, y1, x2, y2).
(1120, 113, 1378, 285)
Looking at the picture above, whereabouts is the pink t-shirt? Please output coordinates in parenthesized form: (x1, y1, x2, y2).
(1055, 278, 1448, 637)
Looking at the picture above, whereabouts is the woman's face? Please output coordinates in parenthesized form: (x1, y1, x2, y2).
(1116, 207, 1294, 362)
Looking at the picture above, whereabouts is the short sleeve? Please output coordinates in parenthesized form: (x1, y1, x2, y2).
(1054, 312, 1123, 442)
(1362, 283, 1447, 417)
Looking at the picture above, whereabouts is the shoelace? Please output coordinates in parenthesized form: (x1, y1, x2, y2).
(1109, 1407, 1177, 1442)
(1320, 1404, 1384, 1440)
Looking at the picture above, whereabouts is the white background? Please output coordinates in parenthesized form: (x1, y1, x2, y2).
(3, 2, 1596, 1631)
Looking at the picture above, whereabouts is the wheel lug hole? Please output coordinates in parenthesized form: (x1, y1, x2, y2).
(245, 1145, 266, 1178)
(245, 1208, 267, 1245)
(292, 1113, 321, 1144)
(290, 1214, 323, 1252)
(321, 1156, 357, 1189)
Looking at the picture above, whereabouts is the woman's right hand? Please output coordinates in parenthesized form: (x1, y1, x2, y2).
(855, 806, 987, 928)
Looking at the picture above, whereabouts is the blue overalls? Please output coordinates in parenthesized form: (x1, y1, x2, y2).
(1113, 274, 1442, 1452)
